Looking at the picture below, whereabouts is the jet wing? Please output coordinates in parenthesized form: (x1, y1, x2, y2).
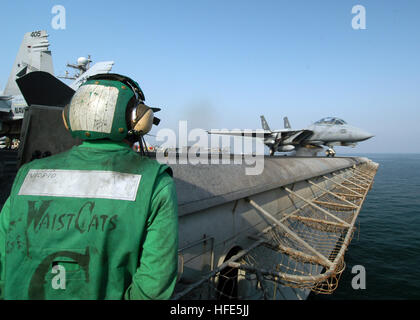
(265, 129, 313, 145)
(207, 128, 314, 144)
(207, 129, 273, 138)
(16, 71, 75, 107)
(284, 129, 313, 144)
(70, 61, 115, 90)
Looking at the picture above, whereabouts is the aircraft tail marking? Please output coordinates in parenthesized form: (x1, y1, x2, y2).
(284, 116, 291, 129)
(4, 30, 54, 96)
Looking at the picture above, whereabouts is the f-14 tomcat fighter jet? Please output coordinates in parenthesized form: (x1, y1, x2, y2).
(207, 116, 374, 157)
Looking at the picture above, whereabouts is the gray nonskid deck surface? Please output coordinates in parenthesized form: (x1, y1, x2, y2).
(171, 156, 367, 215)
(0, 153, 368, 212)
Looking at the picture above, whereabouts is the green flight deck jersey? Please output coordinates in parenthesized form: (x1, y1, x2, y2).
(0, 140, 178, 300)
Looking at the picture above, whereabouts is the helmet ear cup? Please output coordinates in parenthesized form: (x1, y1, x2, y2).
(132, 103, 154, 135)
(62, 105, 70, 131)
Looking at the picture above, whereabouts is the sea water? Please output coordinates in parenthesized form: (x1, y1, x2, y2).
(311, 154, 420, 300)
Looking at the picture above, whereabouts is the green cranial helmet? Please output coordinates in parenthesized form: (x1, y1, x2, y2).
(63, 73, 160, 141)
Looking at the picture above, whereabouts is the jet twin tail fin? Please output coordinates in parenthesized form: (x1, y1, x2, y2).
(261, 115, 292, 131)
(284, 117, 291, 129)
(260, 115, 271, 132)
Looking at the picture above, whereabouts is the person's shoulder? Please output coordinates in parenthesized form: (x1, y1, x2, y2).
(23, 149, 73, 169)
(135, 156, 173, 177)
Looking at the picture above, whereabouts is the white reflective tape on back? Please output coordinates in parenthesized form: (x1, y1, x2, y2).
(69, 84, 118, 133)
(18, 169, 141, 201)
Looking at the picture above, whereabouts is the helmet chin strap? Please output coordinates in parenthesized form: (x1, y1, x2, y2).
(139, 135, 149, 156)
(126, 130, 150, 156)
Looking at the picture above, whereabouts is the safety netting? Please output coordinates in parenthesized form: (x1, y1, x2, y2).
(173, 161, 378, 300)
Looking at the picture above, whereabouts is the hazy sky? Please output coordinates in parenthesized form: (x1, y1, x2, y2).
(1, 0, 419, 153)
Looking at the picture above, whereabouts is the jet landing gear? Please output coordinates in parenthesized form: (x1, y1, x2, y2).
(269, 148, 275, 156)
(326, 148, 336, 157)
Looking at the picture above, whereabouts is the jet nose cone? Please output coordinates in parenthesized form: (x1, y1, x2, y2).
(357, 129, 374, 141)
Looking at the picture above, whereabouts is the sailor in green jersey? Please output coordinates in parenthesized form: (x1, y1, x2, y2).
(0, 74, 178, 300)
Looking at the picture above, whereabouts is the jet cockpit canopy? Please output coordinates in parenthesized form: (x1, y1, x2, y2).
(314, 117, 347, 125)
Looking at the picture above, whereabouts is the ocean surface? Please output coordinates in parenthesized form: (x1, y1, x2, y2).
(310, 153, 420, 300)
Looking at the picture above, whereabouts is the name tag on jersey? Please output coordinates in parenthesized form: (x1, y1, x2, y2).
(18, 169, 141, 201)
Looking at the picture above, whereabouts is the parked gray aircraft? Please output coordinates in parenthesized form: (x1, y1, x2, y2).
(207, 115, 374, 156)
(0, 30, 114, 139)
(0, 30, 53, 137)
